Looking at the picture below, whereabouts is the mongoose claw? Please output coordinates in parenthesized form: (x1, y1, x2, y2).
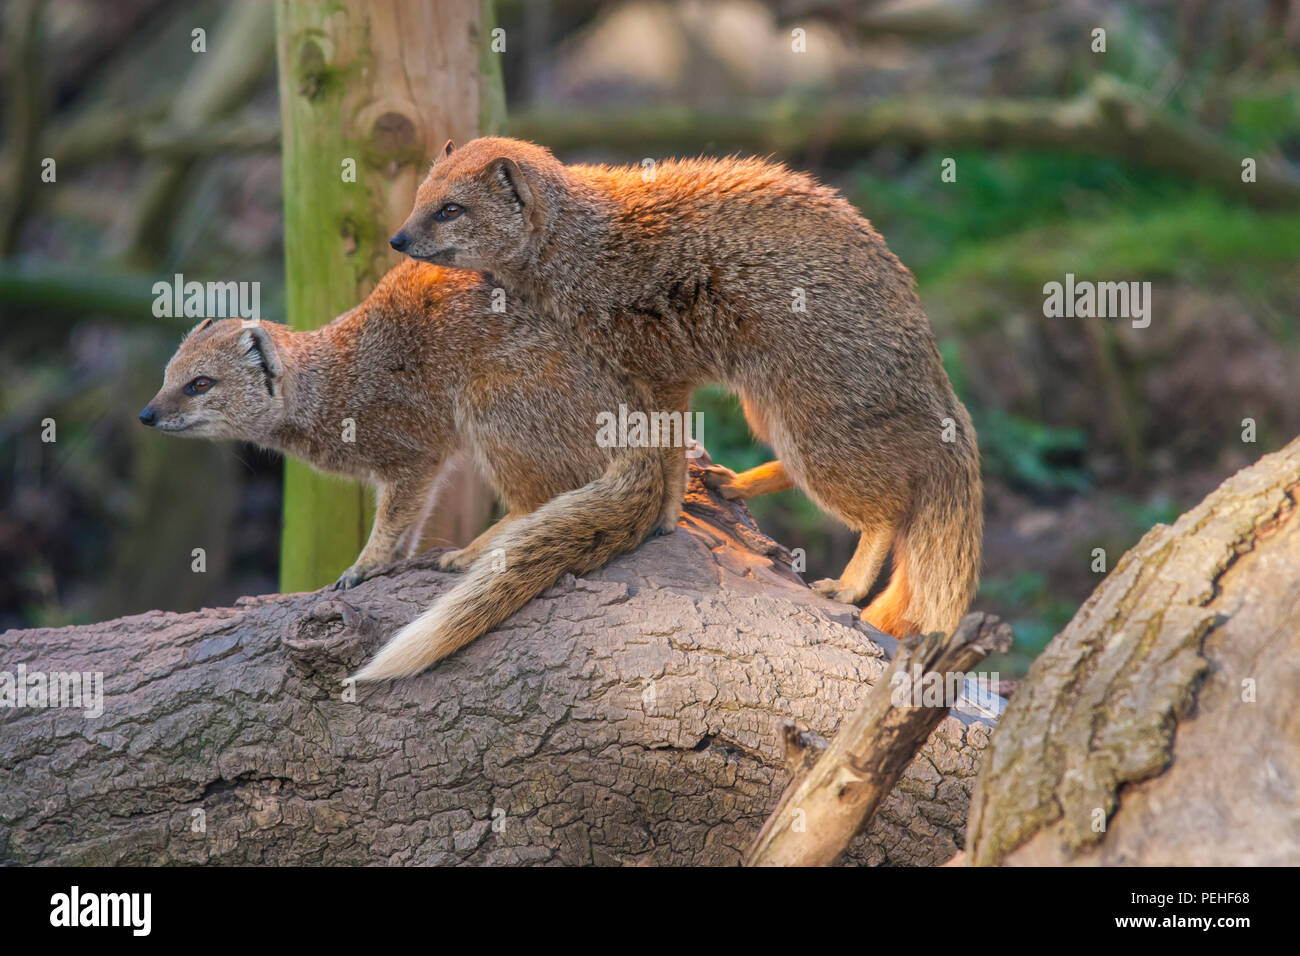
(332, 566, 367, 590)
(701, 464, 742, 499)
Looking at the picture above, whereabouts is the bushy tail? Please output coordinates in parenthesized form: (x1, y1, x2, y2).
(354, 450, 664, 681)
(863, 443, 982, 638)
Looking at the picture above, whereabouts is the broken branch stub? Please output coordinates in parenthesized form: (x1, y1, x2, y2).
(746, 612, 1012, 867)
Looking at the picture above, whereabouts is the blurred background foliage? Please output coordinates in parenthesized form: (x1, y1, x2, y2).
(1, 0, 1297, 675)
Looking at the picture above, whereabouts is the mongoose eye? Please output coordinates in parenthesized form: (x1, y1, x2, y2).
(434, 203, 464, 221)
(184, 377, 215, 396)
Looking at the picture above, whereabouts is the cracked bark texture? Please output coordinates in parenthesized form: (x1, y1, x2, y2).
(967, 437, 1300, 866)
(0, 463, 994, 866)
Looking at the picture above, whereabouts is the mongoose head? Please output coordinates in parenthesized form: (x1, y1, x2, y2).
(390, 137, 559, 272)
(140, 318, 286, 441)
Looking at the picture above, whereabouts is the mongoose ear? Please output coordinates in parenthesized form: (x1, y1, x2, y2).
(493, 156, 534, 212)
(441, 139, 456, 158)
(183, 318, 214, 340)
(239, 324, 282, 396)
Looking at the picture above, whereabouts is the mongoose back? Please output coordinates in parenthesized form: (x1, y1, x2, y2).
(390, 137, 982, 637)
(141, 259, 667, 679)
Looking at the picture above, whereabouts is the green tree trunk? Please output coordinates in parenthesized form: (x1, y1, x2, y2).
(274, 0, 504, 592)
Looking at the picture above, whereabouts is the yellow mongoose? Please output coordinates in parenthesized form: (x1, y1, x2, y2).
(390, 138, 982, 637)
(140, 259, 668, 679)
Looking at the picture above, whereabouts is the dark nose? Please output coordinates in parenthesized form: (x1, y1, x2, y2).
(138, 406, 158, 427)
(389, 230, 410, 253)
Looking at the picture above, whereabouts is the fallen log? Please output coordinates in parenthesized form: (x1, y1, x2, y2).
(966, 436, 1300, 865)
(0, 461, 996, 866)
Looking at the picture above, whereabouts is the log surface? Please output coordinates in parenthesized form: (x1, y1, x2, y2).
(0, 465, 995, 866)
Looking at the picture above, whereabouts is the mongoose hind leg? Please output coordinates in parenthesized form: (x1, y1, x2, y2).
(811, 524, 893, 605)
(437, 510, 525, 571)
(860, 554, 917, 637)
(702, 460, 794, 500)
(700, 394, 793, 500)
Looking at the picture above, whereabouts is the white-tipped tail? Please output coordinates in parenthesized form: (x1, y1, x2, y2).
(354, 449, 664, 681)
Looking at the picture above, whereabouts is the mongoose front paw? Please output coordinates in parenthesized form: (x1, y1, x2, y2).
(436, 548, 473, 572)
(332, 566, 368, 590)
(701, 464, 743, 500)
(811, 578, 866, 605)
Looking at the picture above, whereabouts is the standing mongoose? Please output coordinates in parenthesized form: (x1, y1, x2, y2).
(388, 138, 982, 638)
(140, 258, 669, 679)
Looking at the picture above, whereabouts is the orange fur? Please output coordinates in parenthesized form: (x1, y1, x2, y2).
(861, 542, 919, 637)
(393, 137, 983, 638)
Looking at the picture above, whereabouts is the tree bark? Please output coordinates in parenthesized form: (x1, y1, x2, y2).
(0, 462, 994, 866)
(274, 0, 501, 592)
(966, 436, 1300, 866)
